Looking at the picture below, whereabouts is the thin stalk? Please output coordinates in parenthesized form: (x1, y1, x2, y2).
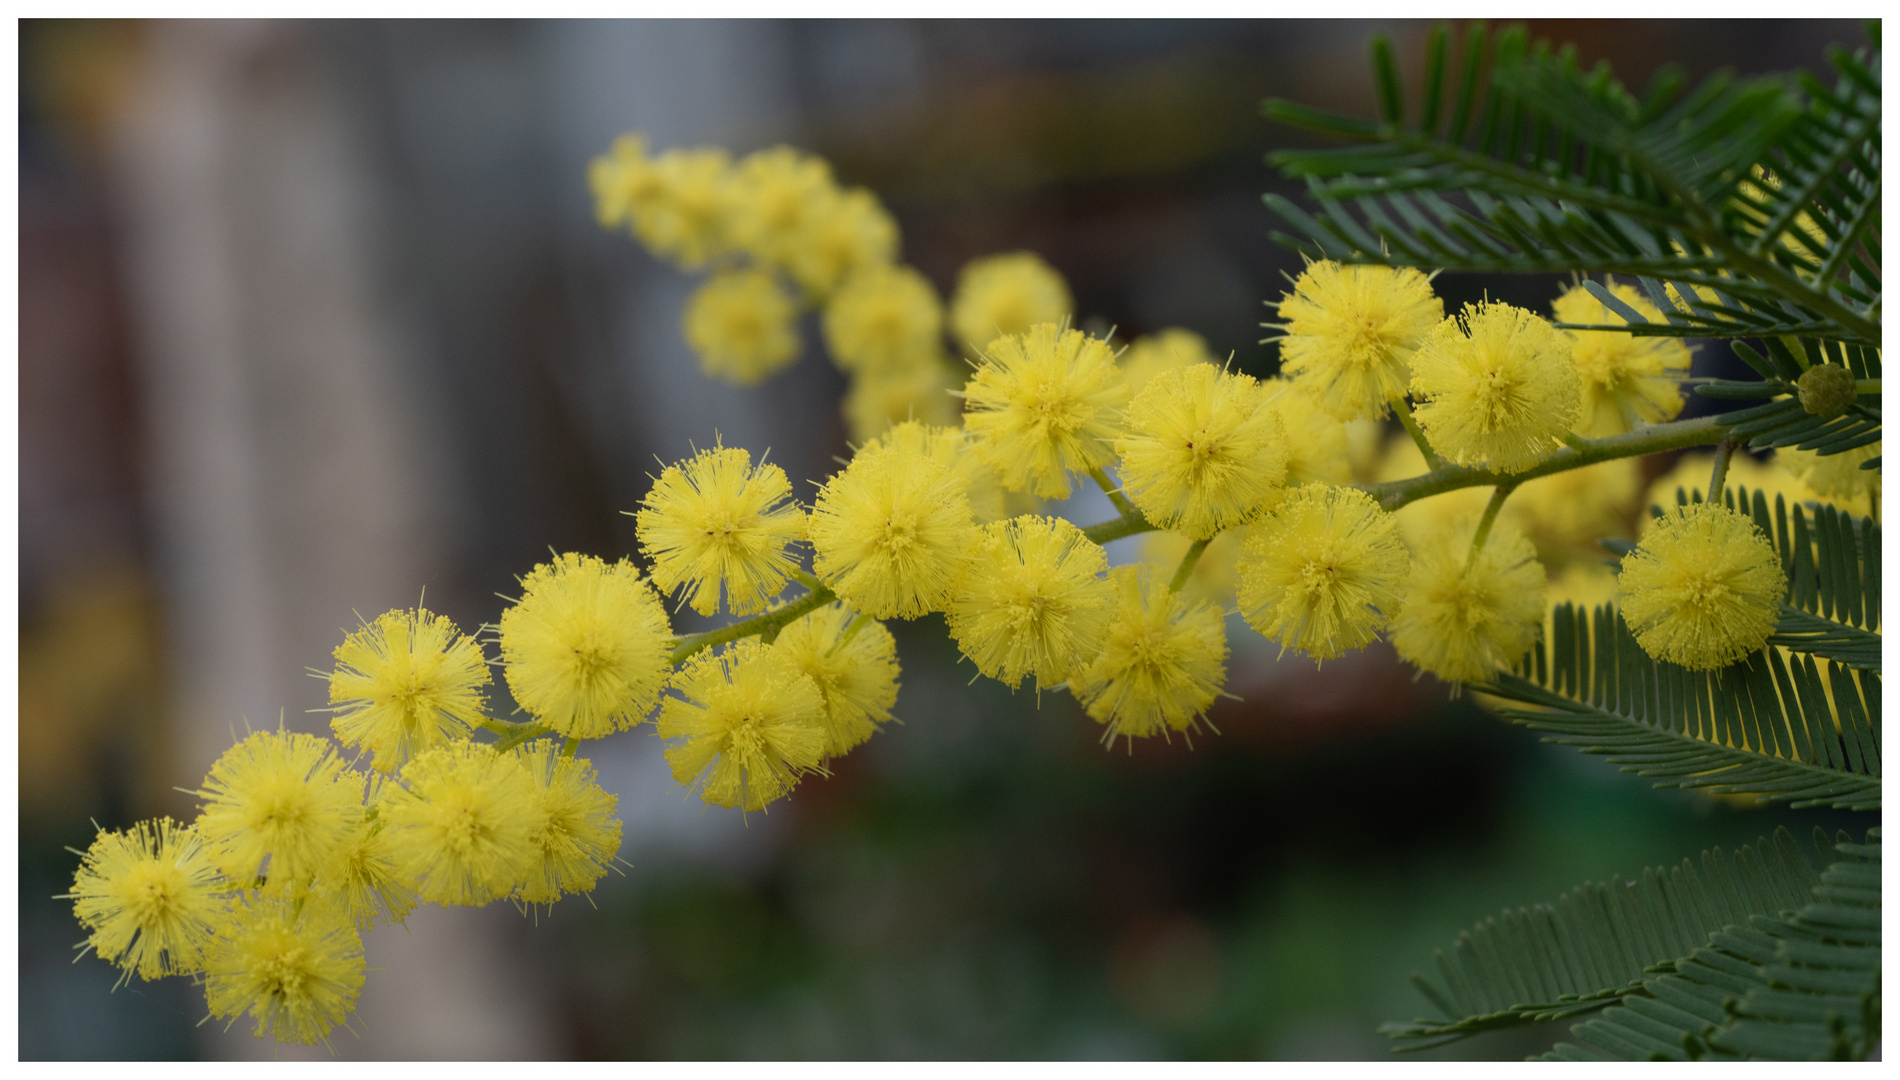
(561, 736, 580, 759)
(1089, 466, 1140, 519)
(1169, 538, 1211, 593)
(1465, 484, 1515, 572)
(1359, 413, 1729, 513)
(1707, 437, 1739, 504)
(488, 719, 551, 753)
(667, 584, 837, 666)
(1390, 396, 1444, 470)
(825, 611, 874, 658)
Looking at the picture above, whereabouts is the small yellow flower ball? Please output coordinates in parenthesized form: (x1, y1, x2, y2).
(1410, 302, 1580, 473)
(1274, 260, 1442, 421)
(497, 553, 673, 739)
(809, 436, 979, 619)
(633, 146, 738, 269)
(636, 445, 805, 617)
(1116, 363, 1288, 540)
(1550, 282, 1689, 436)
(726, 145, 836, 267)
(328, 607, 491, 774)
(203, 894, 366, 1047)
(1778, 443, 1880, 517)
(1390, 519, 1547, 686)
(195, 730, 367, 891)
(1618, 502, 1787, 671)
(380, 741, 541, 906)
(657, 640, 828, 811)
(823, 264, 944, 374)
(588, 133, 665, 231)
(66, 818, 228, 981)
(963, 322, 1129, 499)
(1069, 565, 1227, 744)
(946, 515, 1114, 690)
(787, 186, 900, 298)
(863, 419, 1010, 525)
(949, 251, 1072, 354)
(683, 269, 801, 386)
(1238, 485, 1410, 662)
(309, 785, 416, 931)
(770, 602, 901, 758)
(513, 742, 623, 906)
(841, 355, 962, 444)
(1119, 328, 1217, 397)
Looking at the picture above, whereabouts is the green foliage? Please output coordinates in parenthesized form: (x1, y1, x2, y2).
(1382, 828, 1826, 1050)
(1540, 830, 1880, 1061)
(1261, 22, 1881, 348)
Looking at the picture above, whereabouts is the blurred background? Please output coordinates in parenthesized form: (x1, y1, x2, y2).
(18, 18, 1872, 1060)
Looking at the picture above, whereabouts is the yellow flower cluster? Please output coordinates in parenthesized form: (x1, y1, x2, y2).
(590, 134, 1077, 446)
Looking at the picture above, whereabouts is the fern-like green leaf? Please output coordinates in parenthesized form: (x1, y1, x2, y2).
(1262, 23, 1882, 348)
(1541, 830, 1880, 1061)
(1382, 828, 1826, 1049)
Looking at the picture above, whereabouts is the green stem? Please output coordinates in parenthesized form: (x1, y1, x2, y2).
(1707, 437, 1739, 504)
(1169, 538, 1211, 593)
(490, 720, 551, 753)
(1359, 413, 1729, 513)
(1089, 465, 1140, 519)
(1081, 511, 1157, 545)
(1465, 484, 1515, 572)
(825, 611, 873, 659)
(1390, 396, 1444, 470)
(667, 584, 837, 666)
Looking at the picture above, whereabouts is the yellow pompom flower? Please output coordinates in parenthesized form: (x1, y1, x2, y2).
(195, 730, 366, 890)
(1273, 261, 1443, 421)
(1410, 302, 1581, 473)
(497, 553, 672, 739)
(380, 741, 539, 906)
(963, 323, 1129, 499)
(588, 133, 665, 231)
(1390, 519, 1547, 686)
(657, 640, 828, 811)
(946, 515, 1114, 689)
(1550, 282, 1690, 436)
(1237, 485, 1409, 662)
(1141, 528, 1244, 611)
(632, 146, 737, 269)
(1618, 502, 1787, 671)
(1260, 378, 1352, 487)
(842, 355, 961, 444)
(1120, 328, 1217, 396)
(309, 785, 416, 930)
(823, 264, 944, 374)
(636, 445, 805, 617)
(787, 186, 900, 298)
(327, 607, 491, 774)
(1506, 458, 1641, 565)
(808, 437, 979, 619)
(683, 269, 801, 386)
(770, 602, 901, 757)
(514, 742, 622, 906)
(949, 251, 1072, 354)
(65, 818, 227, 981)
(1116, 364, 1288, 539)
(1068, 566, 1227, 744)
(203, 895, 365, 1047)
(727, 145, 835, 266)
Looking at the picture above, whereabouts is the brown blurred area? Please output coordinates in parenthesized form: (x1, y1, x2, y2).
(19, 18, 1868, 1060)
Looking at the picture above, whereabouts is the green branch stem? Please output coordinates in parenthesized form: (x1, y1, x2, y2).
(1359, 413, 1730, 513)
(668, 582, 837, 666)
(1708, 437, 1740, 503)
(1089, 465, 1141, 519)
(1466, 484, 1515, 571)
(1169, 538, 1212, 592)
(1390, 396, 1444, 470)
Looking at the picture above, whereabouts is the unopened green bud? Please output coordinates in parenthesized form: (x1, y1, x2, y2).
(1797, 364, 1857, 419)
